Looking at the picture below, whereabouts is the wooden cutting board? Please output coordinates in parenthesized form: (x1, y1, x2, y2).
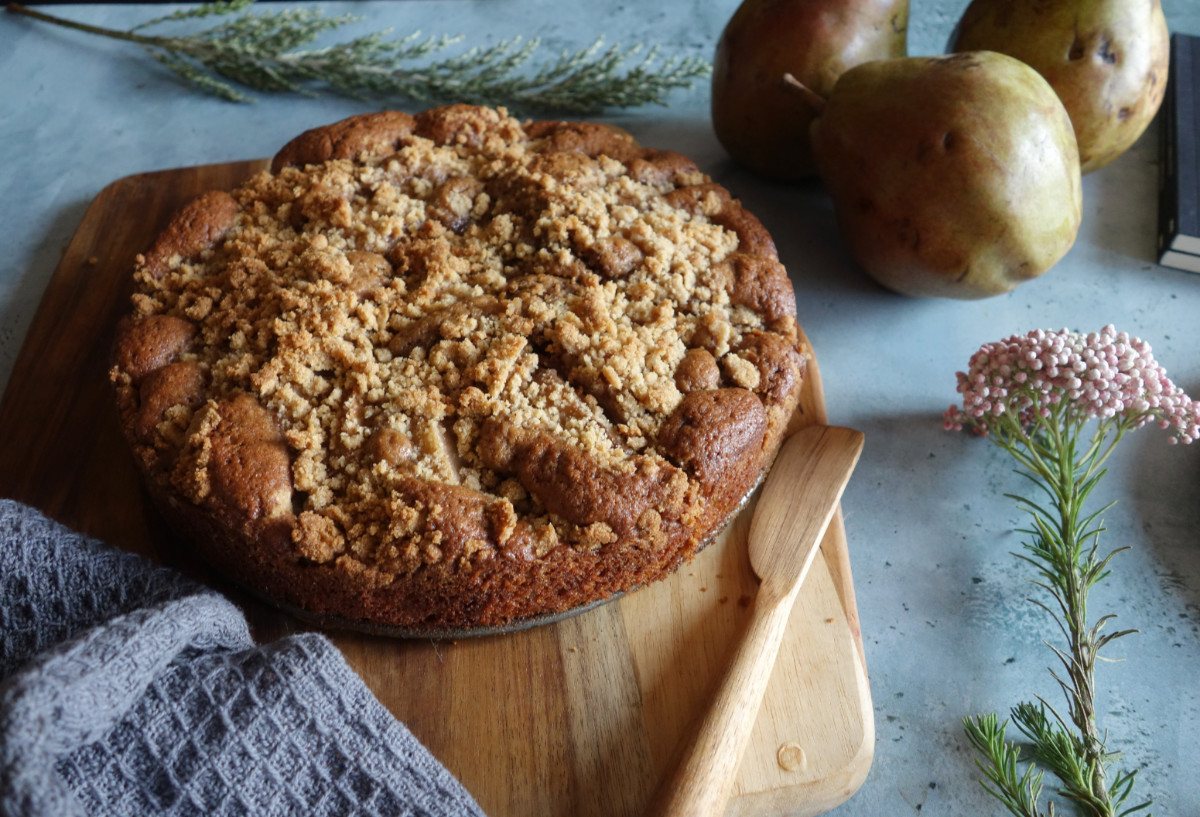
(0, 161, 873, 817)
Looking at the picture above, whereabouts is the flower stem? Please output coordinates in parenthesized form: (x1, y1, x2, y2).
(7, 3, 162, 45)
(1026, 422, 1119, 816)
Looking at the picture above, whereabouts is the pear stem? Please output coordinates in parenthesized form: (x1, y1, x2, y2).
(781, 73, 827, 116)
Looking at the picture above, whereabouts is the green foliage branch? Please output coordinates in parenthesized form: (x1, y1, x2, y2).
(5, 0, 709, 112)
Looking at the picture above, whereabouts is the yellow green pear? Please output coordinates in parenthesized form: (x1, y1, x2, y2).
(951, 0, 1169, 174)
(808, 52, 1082, 299)
(711, 0, 907, 181)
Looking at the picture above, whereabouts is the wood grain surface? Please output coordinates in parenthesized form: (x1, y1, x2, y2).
(650, 426, 865, 817)
(0, 162, 873, 817)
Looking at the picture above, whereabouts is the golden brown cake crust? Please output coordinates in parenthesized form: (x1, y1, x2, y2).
(111, 106, 807, 633)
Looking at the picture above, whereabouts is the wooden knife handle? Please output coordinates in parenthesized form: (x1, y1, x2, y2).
(647, 582, 797, 817)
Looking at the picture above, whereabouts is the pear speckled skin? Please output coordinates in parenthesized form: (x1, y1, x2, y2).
(810, 52, 1082, 300)
(951, 0, 1169, 175)
(712, 0, 908, 181)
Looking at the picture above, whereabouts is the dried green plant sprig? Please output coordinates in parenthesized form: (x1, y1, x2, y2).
(946, 326, 1200, 817)
(963, 714, 1052, 817)
(4, 1, 710, 112)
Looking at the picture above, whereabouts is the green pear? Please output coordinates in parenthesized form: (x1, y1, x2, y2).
(808, 52, 1082, 299)
(951, 0, 1169, 174)
(711, 0, 908, 181)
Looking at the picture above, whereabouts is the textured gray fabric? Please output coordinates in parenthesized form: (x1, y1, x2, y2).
(0, 499, 486, 817)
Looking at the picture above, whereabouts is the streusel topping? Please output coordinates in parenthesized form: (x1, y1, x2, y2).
(117, 106, 801, 595)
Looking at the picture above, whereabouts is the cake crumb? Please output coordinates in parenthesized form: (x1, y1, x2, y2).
(111, 106, 805, 630)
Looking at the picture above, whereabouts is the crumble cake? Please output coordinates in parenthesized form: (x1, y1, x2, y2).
(110, 105, 807, 633)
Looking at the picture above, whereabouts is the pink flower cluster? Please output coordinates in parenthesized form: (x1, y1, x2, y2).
(944, 325, 1200, 444)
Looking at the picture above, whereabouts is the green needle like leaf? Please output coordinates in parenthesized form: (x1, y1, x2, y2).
(4, 1, 710, 112)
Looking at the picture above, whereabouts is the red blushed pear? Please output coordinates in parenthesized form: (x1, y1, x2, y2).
(711, 0, 908, 181)
(803, 52, 1083, 299)
(950, 0, 1169, 174)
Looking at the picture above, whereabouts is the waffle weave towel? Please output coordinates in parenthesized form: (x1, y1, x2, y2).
(0, 499, 486, 817)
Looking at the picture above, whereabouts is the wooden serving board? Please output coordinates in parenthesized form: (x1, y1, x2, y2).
(0, 161, 873, 817)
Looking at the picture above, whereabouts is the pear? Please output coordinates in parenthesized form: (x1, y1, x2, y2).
(711, 0, 907, 181)
(808, 52, 1082, 299)
(950, 0, 1169, 174)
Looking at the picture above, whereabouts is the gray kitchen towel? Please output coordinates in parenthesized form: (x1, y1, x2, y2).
(0, 499, 486, 817)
